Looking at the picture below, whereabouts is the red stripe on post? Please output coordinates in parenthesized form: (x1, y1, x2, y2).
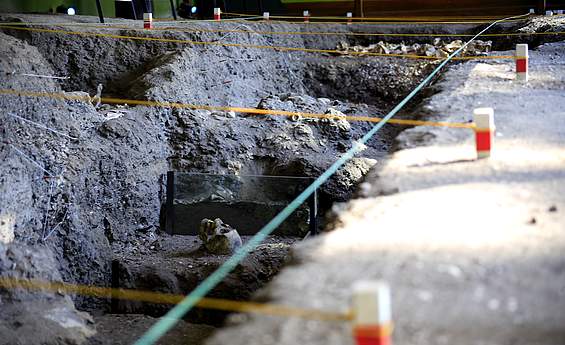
(475, 130, 492, 152)
(516, 58, 528, 73)
(354, 336, 391, 345)
(354, 324, 392, 345)
(143, 13, 152, 29)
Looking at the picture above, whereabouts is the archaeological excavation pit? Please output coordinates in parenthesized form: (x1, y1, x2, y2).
(1, 11, 562, 345)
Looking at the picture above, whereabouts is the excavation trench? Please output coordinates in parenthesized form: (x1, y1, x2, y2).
(1, 13, 560, 345)
(86, 36, 421, 335)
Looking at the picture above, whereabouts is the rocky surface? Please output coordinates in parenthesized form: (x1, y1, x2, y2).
(87, 314, 215, 345)
(112, 235, 298, 325)
(0, 29, 169, 313)
(0, 242, 95, 345)
(164, 93, 392, 210)
(336, 39, 492, 57)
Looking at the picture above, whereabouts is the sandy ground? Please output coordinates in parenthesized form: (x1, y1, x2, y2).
(204, 41, 565, 345)
(87, 314, 215, 345)
(112, 235, 298, 322)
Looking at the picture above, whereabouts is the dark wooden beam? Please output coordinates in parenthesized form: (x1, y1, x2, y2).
(95, 0, 105, 23)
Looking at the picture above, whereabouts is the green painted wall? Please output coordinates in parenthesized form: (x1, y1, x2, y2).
(0, 0, 179, 18)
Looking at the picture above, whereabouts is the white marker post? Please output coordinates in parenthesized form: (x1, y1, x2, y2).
(473, 108, 495, 159)
(303, 10, 310, 23)
(352, 281, 392, 345)
(347, 12, 353, 25)
(143, 12, 153, 29)
(263, 12, 270, 20)
(515, 44, 529, 82)
(214, 7, 221, 21)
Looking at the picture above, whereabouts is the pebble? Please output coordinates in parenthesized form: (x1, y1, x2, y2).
(507, 297, 518, 313)
(359, 182, 372, 195)
(438, 264, 463, 278)
(473, 286, 485, 301)
(488, 298, 500, 311)
(416, 290, 434, 302)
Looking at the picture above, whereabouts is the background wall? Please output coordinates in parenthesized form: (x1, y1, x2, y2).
(0, 0, 179, 18)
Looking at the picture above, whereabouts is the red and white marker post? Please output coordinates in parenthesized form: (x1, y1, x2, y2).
(303, 10, 310, 23)
(214, 7, 221, 21)
(263, 12, 270, 20)
(143, 12, 153, 29)
(515, 44, 528, 82)
(347, 12, 353, 24)
(473, 107, 495, 159)
(352, 281, 392, 345)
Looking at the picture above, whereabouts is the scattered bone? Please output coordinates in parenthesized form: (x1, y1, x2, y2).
(336, 40, 492, 58)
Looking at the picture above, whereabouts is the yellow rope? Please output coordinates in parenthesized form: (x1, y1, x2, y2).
(0, 25, 514, 61)
(223, 11, 530, 23)
(0, 88, 475, 129)
(228, 18, 527, 25)
(223, 11, 511, 19)
(0, 277, 351, 321)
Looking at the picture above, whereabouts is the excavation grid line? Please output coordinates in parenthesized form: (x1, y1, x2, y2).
(0, 89, 480, 130)
(0, 25, 517, 61)
(0, 277, 351, 322)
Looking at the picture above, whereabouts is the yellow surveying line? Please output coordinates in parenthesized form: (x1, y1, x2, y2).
(222, 13, 530, 24)
(0, 25, 514, 61)
(146, 15, 525, 25)
(0, 277, 351, 322)
(223, 18, 525, 25)
(4, 21, 563, 39)
(223, 11, 529, 23)
(0, 88, 475, 129)
(122, 27, 565, 38)
(150, 27, 561, 38)
(223, 11, 516, 20)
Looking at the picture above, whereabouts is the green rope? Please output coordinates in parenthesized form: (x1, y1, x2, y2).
(133, 12, 530, 345)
